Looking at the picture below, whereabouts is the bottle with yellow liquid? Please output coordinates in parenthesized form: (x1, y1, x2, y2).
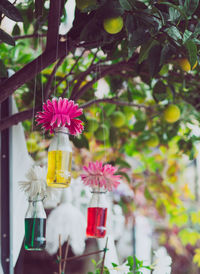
(47, 127, 72, 188)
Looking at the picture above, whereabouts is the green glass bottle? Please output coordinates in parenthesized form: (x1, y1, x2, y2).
(24, 195, 46, 251)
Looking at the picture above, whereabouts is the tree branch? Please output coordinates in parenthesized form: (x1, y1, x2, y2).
(0, 40, 73, 104)
(0, 34, 46, 45)
(0, 96, 149, 131)
(80, 98, 149, 109)
(0, 36, 104, 104)
(62, 236, 70, 273)
(51, 49, 86, 97)
(71, 61, 134, 101)
(100, 238, 108, 274)
(61, 249, 106, 262)
(44, 56, 65, 100)
(14, 34, 46, 40)
(46, 0, 62, 51)
(0, 108, 35, 131)
(70, 52, 101, 99)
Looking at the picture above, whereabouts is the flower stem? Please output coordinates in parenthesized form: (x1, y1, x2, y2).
(100, 237, 108, 274)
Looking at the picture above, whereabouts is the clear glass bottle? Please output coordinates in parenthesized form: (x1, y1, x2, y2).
(24, 195, 46, 251)
(86, 186, 108, 238)
(47, 127, 72, 188)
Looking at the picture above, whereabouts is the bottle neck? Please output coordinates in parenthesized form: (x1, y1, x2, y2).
(49, 126, 72, 152)
(55, 127, 69, 135)
(89, 187, 107, 208)
(90, 185, 107, 194)
(26, 196, 46, 219)
(28, 197, 44, 209)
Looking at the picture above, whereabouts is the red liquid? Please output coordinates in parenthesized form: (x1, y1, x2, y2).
(86, 207, 107, 238)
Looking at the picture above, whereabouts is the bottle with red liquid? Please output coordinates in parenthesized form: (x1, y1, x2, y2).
(86, 186, 108, 238)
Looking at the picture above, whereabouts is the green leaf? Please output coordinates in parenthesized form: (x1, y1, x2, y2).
(166, 26, 182, 41)
(148, 44, 162, 77)
(109, 127, 118, 146)
(70, 134, 89, 149)
(103, 104, 116, 116)
(134, 256, 144, 269)
(80, 17, 102, 44)
(111, 263, 118, 267)
(0, 0, 23, 22)
(0, 29, 15, 46)
(0, 59, 7, 78)
(134, 1, 148, 10)
(119, 0, 133, 11)
(127, 256, 134, 270)
(183, 30, 193, 44)
(115, 158, 131, 168)
(115, 171, 131, 182)
(133, 121, 146, 132)
(179, 228, 200, 246)
(153, 81, 167, 102)
(125, 14, 137, 33)
(138, 38, 158, 64)
(12, 24, 20, 36)
(185, 40, 197, 68)
(91, 259, 96, 266)
(193, 22, 200, 37)
(144, 187, 154, 200)
(161, 2, 188, 21)
(143, 265, 152, 270)
(129, 28, 150, 48)
(160, 44, 175, 66)
(169, 7, 180, 21)
(184, 0, 199, 16)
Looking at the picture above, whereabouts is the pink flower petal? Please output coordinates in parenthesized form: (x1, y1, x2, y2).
(80, 161, 121, 191)
(35, 98, 83, 135)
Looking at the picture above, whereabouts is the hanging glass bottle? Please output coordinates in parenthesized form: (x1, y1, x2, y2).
(86, 186, 108, 238)
(24, 195, 46, 251)
(47, 127, 72, 188)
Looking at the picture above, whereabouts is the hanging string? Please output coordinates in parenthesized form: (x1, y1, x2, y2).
(30, 34, 39, 153)
(54, 0, 62, 97)
(38, 26, 45, 140)
(97, 48, 108, 163)
(90, 49, 97, 135)
(40, 36, 44, 105)
(92, 47, 107, 162)
(65, 25, 69, 99)
(90, 48, 99, 136)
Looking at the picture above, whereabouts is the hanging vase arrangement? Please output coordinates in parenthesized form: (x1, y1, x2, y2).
(81, 161, 121, 238)
(36, 98, 84, 188)
(24, 194, 46, 251)
(19, 165, 58, 251)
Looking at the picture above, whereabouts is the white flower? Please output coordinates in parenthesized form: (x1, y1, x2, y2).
(153, 247, 172, 274)
(19, 165, 60, 200)
(110, 261, 130, 274)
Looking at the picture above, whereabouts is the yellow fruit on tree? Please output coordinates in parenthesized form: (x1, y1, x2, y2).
(87, 118, 99, 132)
(123, 106, 134, 120)
(94, 124, 109, 141)
(27, 138, 38, 153)
(146, 134, 159, 148)
(163, 104, 181, 123)
(178, 58, 197, 72)
(103, 16, 124, 34)
(110, 111, 126, 128)
(76, 0, 96, 11)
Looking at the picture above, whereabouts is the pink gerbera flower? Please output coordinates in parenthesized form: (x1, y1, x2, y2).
(35, 97, 84, 135)
(81, 161, 121, 191)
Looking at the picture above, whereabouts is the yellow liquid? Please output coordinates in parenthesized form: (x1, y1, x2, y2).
(47, 150, 72, 188)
